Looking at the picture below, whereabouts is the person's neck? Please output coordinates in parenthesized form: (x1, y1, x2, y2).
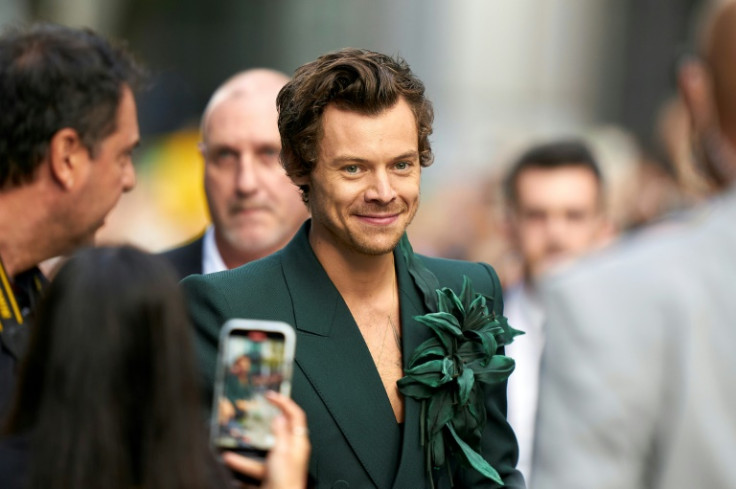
(308, 230, 397, 302)
(215, 232, 291, 270)
(0, 188, 53, 278)
(521, 269, 540, 296)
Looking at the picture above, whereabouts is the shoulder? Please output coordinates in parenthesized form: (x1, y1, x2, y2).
(181, 251, 285, 301)
(418, 254, 500, 291)
(159, 234, 205, 279)
(417, 254, 503, 313)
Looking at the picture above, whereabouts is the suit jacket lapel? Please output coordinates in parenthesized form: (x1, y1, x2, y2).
(392, 244, 433, 487)
(280, 223, 401, 489)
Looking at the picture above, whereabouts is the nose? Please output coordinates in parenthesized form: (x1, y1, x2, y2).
(235, 153, 260, 195)
(544, 215, 570, 245)
(364, 169, 396, 203)
(122, 160, 136, 192)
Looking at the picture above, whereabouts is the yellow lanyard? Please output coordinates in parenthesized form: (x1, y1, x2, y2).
(0, 257, 24, 331)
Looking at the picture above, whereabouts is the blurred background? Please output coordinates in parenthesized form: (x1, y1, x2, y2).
(0, 0, 715, 279)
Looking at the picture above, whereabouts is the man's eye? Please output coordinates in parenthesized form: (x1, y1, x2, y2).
(259, 147, 280, 158)
(344, 165, 360, 174)
(395, 161, 410, 170)
(212, 149, 238, 165)
(524, 211, 546, 222)
(257, 147, 281, 165)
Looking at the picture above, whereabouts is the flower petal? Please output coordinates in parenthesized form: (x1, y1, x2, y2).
(470, 354, 516, 384)
(406, 338, 445, 367)
(457, 367, 475, 405)
(396, 378, 435, 399)
(427, 388, 455, 437)
(416, 312, 462, 351)
(404, 358, 453, 387)
(447, 423, 503, 486)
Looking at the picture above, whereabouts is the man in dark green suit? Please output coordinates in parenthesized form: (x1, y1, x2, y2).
(183, 48, 525, 489)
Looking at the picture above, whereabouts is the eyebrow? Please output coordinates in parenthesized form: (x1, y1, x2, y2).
(332, 150, 420, 164)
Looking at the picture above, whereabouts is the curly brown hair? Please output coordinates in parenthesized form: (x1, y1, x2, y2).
(277, 48, 434, 201)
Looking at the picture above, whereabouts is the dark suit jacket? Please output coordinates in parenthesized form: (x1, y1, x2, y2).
(159, 235, 204, 280)
(182, 221, 524, 489)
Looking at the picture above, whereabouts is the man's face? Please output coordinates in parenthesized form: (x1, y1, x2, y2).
(74, 85, 139, 247)
(509, 165, 604, 281)
(203, 94, 307, 263)
(298, 97, 421, 257)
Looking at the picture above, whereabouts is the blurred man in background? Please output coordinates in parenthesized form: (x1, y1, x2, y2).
(532, 2, 736, 488)
(161, 69, 308, 278)
(0, 23, 143, 416)
(502, 140, 610, 480)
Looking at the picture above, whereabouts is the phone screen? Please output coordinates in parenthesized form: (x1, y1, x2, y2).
(213, 323, 293, 457)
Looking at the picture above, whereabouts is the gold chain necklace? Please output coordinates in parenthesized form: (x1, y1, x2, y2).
(377, 273, 401, 367)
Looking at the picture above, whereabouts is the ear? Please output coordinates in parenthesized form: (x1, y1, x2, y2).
(48, 128, 88, 190)
(678, 57, 736, 187)
(290, 174, 311, 205)
(677, 57, 716, 135)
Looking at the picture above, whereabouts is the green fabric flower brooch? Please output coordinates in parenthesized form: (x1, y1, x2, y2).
(398, 235, 522, 487)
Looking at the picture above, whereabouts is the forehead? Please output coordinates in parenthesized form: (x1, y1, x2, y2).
(318, 98, 418, 159)
(203, 93, 280, 144)
(515, 166, 601, 208)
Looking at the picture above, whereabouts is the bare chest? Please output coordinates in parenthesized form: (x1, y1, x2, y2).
(353, 308, 405, 423)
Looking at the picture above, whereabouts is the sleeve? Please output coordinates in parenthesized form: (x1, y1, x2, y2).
(180, 274, 234, 408)
(459, 263, 526, 488)
(531, 272, 664, 489)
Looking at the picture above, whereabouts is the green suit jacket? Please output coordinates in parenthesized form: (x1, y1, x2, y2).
(182, 221, 524, 489)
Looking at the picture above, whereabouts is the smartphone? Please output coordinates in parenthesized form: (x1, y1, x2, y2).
(211, 318, 296, 460)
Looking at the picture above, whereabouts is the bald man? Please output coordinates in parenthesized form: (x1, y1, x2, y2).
(532, 2, 736, 488)
(161, 70, 309, 277)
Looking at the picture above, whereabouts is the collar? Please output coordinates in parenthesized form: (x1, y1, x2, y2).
(202, 225, 228, 275)
(504, 280, 546, 335)
(279, 220, 427, 338)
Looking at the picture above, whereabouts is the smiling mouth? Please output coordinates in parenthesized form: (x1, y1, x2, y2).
(356, 213, 401, 225)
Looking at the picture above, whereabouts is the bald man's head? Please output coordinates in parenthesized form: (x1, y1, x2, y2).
(201, 69, 289, 138)
(199, 68, 308, 270)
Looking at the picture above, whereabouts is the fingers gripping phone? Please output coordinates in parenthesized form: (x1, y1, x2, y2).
(211, 319, 296, 460)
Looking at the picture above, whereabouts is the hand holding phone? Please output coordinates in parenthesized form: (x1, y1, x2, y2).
(211, 319, 296, 460)
(221, 391, 311, 489)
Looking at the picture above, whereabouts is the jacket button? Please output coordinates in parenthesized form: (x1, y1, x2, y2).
(331, 481, 349, 489)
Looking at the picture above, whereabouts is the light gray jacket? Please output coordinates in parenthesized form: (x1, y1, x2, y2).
(532, 187, 736, 489)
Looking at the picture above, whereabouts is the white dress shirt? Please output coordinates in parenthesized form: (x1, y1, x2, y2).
(202, 225, 228, 275)
(503, 281, 546, 483)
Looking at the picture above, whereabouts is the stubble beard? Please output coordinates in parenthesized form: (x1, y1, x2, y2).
(344, 203, 418, 256)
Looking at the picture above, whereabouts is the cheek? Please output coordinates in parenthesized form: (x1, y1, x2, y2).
(396, 175, 421, 196)
(314, 180, 353, 206)
(205, 170, 233, 196)
(569, 229, 599, 250)
(204, 178, 231, 211)
(267, 170, 297, 193)
(519, 229, 548, 254)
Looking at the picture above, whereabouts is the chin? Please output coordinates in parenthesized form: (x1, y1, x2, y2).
(352, 235, 402, 256)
